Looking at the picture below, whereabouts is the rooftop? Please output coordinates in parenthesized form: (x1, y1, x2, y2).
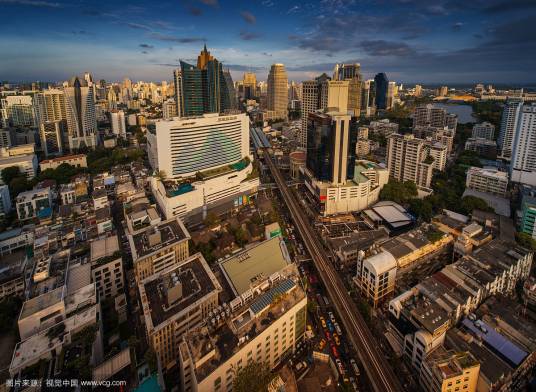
(219, 237, 291, 296)
(0, 250, 27, 284)
(141, 253, 221, 329)
(130, 217, 189, 260)
(20, 286, 64, 320)
(90, 235, 120, 263)
(380, 226, 434, 260)
(40, 154, 86, 164)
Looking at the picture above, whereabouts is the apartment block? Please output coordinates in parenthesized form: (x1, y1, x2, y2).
(15, 187, 52, 221)
(466, 167, 508, 197)
(471, 122, 495, 140)
(128, 217, 190, 281)
(90, 236, 124, 300)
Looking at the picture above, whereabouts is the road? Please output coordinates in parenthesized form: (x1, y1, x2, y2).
(261, 148, 403, 392)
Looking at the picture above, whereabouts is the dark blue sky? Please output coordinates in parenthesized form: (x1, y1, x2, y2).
(1, 0, 535, 84)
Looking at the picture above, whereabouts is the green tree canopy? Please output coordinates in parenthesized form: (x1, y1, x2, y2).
(379, 180, 418, 204)
(1, 166, 21, 185)
(232, 361, 275, 392)
(461, 195, 493, 215)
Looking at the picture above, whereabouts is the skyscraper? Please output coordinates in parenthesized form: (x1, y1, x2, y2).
(511, 103, 536, 185)
(222, 69, 237, 111)
(243, 72, 257, 99)
(63, 75, 97, 150)
(0, 95, 35, 127)
(173, 68, 183, 117)
(35, 89, 68, 153)
(413, 104, 448, 128)
(267, 63, 288, 120)
(40, 121, 64, 156)
(306, 110, 357, 185)
(178, 45, 233, 116)
(374, 73, 389, 110)
(333, 63, 362, 116)
(498, 99, 524, 160)
(299, 73, 330, 148)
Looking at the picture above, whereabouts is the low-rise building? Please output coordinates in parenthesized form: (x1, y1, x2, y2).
(15, 187, 52, 221)
(39, 154, 87, 171)
(138, 253, 221, 369)
(466, 167, 508, 197)
(0, 250, 29, 299)
(420, 347, 480, 392)
(0, 152, 38, 185)
(128, 217, 190, 281)
(90, 235, 124, 300)
(472, 122, 495, 140)
(464, 138, 497, 159)
(355, 250, 397, 307)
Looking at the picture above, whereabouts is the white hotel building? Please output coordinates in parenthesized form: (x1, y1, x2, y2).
(148, 113, 250, 179)
(148, 113, 259, 222)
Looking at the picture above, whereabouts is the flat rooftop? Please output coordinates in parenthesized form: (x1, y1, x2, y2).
(219, 237, 290, 296)
(131, 218, 189, 259)
(90, 235, 120, 262)
(142, 253, 220, 329)
(0, 250, 27, 284)
(381, 226, 431, 259)
(20, 286, 63, 319)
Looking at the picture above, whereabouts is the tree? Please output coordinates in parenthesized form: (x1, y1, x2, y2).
(379, 180, 418, 204)
(516, 232, 536, 251)
(408, 198, 433, 222)
(461, 195, 492, 215)
(1, 166, 21, 185)
(232, 361, 275, 392)
(9, 176, 31, 197)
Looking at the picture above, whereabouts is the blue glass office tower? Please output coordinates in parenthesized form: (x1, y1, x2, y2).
(374, 73, 389, 110)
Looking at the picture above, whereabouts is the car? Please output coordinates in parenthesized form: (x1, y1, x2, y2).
(318, 339, 326, 350)
(334, 322, 342, 336)
(333, 333, 341, 346)
(335, 359, 345, 375)
(331, 345, 339, 358)
(350, 359, 360, 376)
(320, 316, 327, 329)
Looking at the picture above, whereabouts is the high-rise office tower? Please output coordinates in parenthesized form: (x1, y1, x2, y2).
(438, 86, 448, 96)
(63, 76, 98, 150)
(110, 110, 126, 136)
(498, 99, 524, 160)
(374, 73, 389, 110)
(299, 73, 331, 148)
(222, 69, 237, 111)
(267, 63, 289, 120)
(333, 63, 362, 116)
(327, 81, 349, 113)
(387, 81, 397, 109)
(306, 110, 357, 185)
(179, 45, 232, 116)
(243, 72, 257, 99)
(414, 84, 422, 97)
(511, 103, 536, 185)
(173, 69, 183, 118)
(386, 134, 434, 189)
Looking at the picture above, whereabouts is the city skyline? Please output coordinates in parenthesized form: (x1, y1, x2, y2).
(1, 0, 536, 84)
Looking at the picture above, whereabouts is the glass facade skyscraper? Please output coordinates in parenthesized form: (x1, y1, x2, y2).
(179, 46, 236, 117)
(374, 73, 389, 110)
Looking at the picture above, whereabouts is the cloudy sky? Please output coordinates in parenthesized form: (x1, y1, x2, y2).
(1, 0, 535, 84)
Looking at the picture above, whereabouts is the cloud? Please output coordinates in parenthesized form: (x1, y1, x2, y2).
(139, 44, 154, 49)
(359, 40, 416, 56)
(239, 31, 262, 41)
(262, 0, 274, 6)
(71, 30, 90, 35)
(287, 5, 300, 14)
(0, 0, 61, 7)
(262, 52, 273, 57)
(125, 22, 152, 31)
(452, 22, 464, 31)
(240, 11, 256, 24)
(141, 51, 148, 54)
(149, 32, 205, 43)
(153, 20, 175, 30)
